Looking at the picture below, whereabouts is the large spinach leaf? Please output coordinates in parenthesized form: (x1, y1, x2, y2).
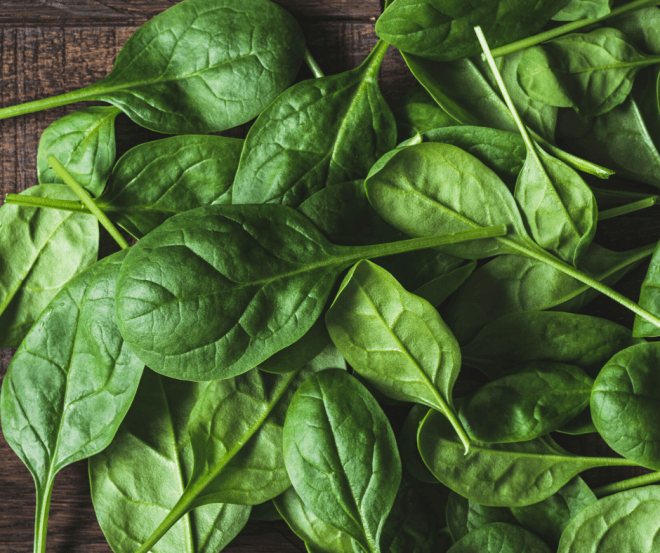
(447, 522, 551, 553)
(115, 203, 504, 381)
(0, 250, 144, 553)
(418, 409, 636, 507)
(90, 369, 251, 553)
(557, 487, 660, 552)
(591, 342, 660, 469)
(518, 28, 660, 117)
(0, 184, 98, 347)
(232, 40, 395, 207)
(374, 0, 568, 62)
(458, 362, 593, 442)
(37, 106, 121, 197)
(283, 369, 401, 553)
(326, 259, 470, 451)
(0, 0, 305, 133)
(462, 311, 643, 378)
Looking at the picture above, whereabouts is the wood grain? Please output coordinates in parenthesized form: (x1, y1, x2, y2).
(0, 0, 659, 552)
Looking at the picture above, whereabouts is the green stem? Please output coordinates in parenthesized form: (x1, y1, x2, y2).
(539, 137, 614, 179)
(33, 478, 55, 553)
(490, 0, 660, 58)
(48, 155, 129, 249)
(4, 193, 90, 213)
(593, 471, 660, 497)
(0, 85, 100, 121)
(599, 197, 658, 220)
(304, 48, 325, 78)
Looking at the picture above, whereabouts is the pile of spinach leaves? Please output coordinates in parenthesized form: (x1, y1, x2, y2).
(2, 0, 660, 552)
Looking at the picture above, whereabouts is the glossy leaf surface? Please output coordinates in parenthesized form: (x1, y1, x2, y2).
(37, 106, 120, 196)
(283, 370, 401, 553)
(459, 362, 593, 443)
(90, 369, 250, 553)
(418, 409, 634, 507)
(375, 0, 567, 62)
(97, 135, 242, 238)
(557, 487, 660, 552)
(232, 40, 395, 207)
(0, 185, 99, 347)
(592, 342, 660, 469)
(447, 522, 551, 553)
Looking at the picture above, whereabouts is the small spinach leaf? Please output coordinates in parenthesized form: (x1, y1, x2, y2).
(553, 0, 611, 20)
(283, 369, 401, 553)
(37, 106, 121, 196)
(413, 260, 477, 307)
(447, 522, 551, 553)
(391, 86, 457, 140)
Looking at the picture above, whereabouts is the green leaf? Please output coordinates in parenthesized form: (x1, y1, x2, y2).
(89, 369, 250, 553)
(592, 342, 660, 469)
(552, 0, 611, 20)
(115, 203, 505, 381)
(399, 405, 440, 484)
(517, 28, 660, 117)
(283, 370, 401, 553)
(413, 260, 477, 307)
(557, 487, 660, 552)
(274, 487, 358, 553)
(446, 492, 516, 543)
(556, 408, 597, 435)
(250, 500, 281, 522)
(0, 184, 99, 347)
(444, 243, 652, 344)
(97, 135, 243, 238)
(0, 250, 144, 552)
(446, 522, 551, 553)
(391, 86, 457, 139)
(418, 408, 635, 507)
(458, 362, 593, 442)
(635, 239, 660, 337)
(0, 0, 306, 134)
(374, 0, 567, 62)
(461, 311, 643, 378)
(37, 106, 121, 196)
(326, 260, 470, 451)
(232, 40, 396, 207)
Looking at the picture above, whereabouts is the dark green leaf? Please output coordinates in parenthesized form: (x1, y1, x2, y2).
(283, 370, 401, 553)
(635, 239, 660, 337)
(0, 185, 99, 347)
(90, 369, 250, 552)
(458, 362, 593, 442)
(399, 405, 440, 484)
(374, 0, 567, 62)
(250, 500, 281, 522)
(557, 487, 660, 552)
(553, 0, 611, 20)
(413, 260, 477, 307)
(592, 342, 660, 469)
(447, 522, 551, 553)
(446, 492, 516, 543)
(232, 40, 396, 207)
(97, 135, 242, 238)
(391, 86, 457, 140)
(37, 106, 120, 196)
(556, 407, 597, 435)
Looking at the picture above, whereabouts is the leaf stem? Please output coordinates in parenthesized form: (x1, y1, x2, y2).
(593, 471, 660, 497)
(304, 48, 325, 78)
(489, 0, 660, 58)
(48, 155, 129, 249)
(33, 477, 55, 553)
(4, 193, 90, 213)
(0, 85, 100, 121)
(599, 196, 658, 220)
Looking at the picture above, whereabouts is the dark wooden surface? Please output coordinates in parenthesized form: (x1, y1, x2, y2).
(1, 1, 659, 552)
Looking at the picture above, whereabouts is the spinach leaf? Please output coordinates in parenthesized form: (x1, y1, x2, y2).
(0, 184, 99, 347)
(591, 187, 658, 209)
(553, 0, 612, 20)
(592, 342, 660, 469)
(418, 408, 636, 507)
(115, 203, 504, 381)
(283, 370, 401, 553)
(413, 260, 477, 307)
(610, 5, 660, 55)
(458, 362, 593, 442)
(557, 487, 660, 552)
(391, 86, 457, 139)
(400, 405, 440, 484)
(374, 0, 568, 62)
(90, 369, 250, 553)
(446, 492, 514, 543)
(447, 522, 551, 553)
(443, 243, 653, 344)
(0, 250, 144, 553)
(37, 106, 121, 196)
(556, 407, 597, 435)
(635, 239, 660, 337)
(326, 259, 470, 450)
(0, 0, 306, 134)
(232, 40, 395, 207)
(518, 28, 660, 117)
(461, 311, 643, 378)
(273, 487, 358, 553)
(97, 135, 243, 238)
(250, 500, 281, 522)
